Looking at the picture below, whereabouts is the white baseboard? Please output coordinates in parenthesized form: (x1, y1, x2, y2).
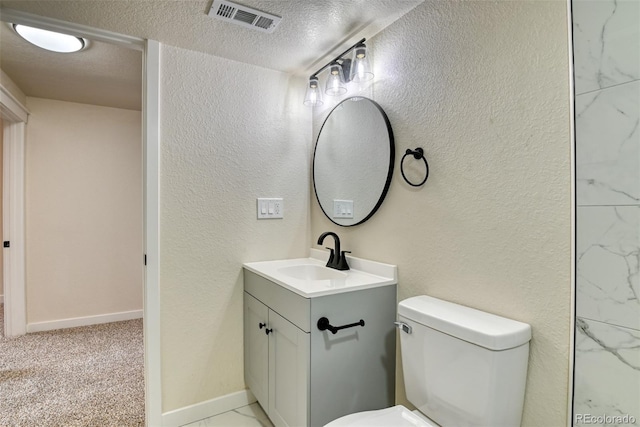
(26, 309, 143, 333)
(161, 390, 257, 427)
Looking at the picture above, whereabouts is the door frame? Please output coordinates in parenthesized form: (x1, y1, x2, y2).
(1, 86, 27, 337)
(0, 9, 162, 426)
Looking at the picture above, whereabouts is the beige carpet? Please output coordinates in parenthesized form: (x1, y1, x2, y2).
(0, 304, 145, 426)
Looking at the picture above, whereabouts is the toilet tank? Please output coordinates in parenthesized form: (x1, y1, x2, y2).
(398, 296, 531, 427)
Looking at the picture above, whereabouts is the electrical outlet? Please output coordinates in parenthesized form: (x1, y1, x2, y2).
(257, 198, 283, 219)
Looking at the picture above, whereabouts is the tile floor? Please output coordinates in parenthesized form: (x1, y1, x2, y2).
(182, 403, 274, 427)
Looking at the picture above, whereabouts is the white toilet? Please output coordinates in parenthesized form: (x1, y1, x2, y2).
(325, 295, 532, 427)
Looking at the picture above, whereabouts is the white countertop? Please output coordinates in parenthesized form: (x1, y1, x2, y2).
(243, 249, 397, 298)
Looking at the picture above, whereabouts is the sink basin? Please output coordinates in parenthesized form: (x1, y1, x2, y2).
(278, 264, 347, 281)
(243, 249, 397, 297)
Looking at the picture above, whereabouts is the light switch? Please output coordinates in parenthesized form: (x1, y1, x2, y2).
(257, 198, 284, 219)
(333, 200, 354, 219)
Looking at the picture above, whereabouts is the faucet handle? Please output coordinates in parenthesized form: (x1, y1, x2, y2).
(325, 247, 335, 266)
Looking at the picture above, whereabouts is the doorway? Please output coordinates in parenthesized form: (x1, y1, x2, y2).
(0, 9, 161, 425)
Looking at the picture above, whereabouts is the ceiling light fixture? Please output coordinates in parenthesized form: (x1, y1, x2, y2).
(304, 38, 374, 107)
(12, 24, 86, 53)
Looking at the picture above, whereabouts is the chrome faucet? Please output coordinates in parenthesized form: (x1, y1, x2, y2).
(317, 231, 350, 270)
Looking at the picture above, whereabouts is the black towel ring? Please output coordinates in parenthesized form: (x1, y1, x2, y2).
(400, 148, 429, 187)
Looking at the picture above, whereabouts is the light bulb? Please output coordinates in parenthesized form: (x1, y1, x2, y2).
(325, 64, 347, 96)
(350, 43, 373, 83)
(304, 77, 323, 107)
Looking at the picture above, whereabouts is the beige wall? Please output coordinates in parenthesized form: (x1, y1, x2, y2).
(1, 69, 27, 107)
(311, 1, 572, 426)
(159, 44, 310, 412)
(25, 97, 143, 323)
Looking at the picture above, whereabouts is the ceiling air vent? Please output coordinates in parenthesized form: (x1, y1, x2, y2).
(208, 0, 281, 33)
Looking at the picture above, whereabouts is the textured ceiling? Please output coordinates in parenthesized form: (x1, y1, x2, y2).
(0, 0, 422, 109)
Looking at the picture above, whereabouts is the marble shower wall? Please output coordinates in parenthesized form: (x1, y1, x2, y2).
(573, 0, 640, 425)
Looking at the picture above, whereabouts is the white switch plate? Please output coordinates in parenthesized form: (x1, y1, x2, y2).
(333, 199, 354, 219)
(257, 198, 283, 219)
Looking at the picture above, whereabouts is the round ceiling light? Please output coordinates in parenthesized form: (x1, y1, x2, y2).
(13, 24, 86, 53)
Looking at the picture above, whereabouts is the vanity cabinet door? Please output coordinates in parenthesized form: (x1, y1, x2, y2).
(268, 310, 310, 427)
(244, 293, 269, 410)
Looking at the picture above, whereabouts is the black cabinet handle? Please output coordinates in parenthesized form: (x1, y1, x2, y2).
(259, 322, 266, 329)
(265, 328, 273, 335)
(317, 317, 365, 334)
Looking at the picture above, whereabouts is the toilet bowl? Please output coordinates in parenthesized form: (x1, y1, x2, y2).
(325, 295, 532, 427)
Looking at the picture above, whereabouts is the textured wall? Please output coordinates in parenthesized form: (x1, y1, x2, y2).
(159, 44, 310, 412)
(310, 1, 572, 426)
(572, 0, 640, 422)
(25, 97, 143, 323)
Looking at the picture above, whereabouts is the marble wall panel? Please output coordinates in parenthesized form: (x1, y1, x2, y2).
(573, 0, 640, 422)
(575, 81, 640, 206)
(574, 318, 640, 426)
(577, 206, 640, 330)
(573, 0, 640, 95)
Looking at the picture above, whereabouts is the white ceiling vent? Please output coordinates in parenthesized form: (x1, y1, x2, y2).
(208, 0, 281, 33)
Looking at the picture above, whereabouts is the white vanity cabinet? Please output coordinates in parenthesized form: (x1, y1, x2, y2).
(243, 260, 397, 427)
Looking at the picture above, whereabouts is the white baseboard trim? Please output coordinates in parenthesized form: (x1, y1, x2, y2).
(26, 309, 143, 333)
(161, 389, 257, 427)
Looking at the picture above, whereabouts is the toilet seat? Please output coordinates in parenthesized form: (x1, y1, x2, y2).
(324, 405, 438, 427)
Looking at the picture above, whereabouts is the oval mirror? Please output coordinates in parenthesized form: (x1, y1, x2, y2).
(313, 97, 394, 226)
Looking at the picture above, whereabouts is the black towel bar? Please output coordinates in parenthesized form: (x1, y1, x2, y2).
(317, 317, 365, 334)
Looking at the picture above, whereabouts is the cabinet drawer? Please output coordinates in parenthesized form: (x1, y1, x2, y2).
(244, 269, 311, 332)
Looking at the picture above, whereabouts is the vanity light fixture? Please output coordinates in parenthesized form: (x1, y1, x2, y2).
(304, 38, 374, 107)
(12, 24, 86, 53)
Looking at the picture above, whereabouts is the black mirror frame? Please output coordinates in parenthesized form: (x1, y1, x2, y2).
(312, 97, 395, 227)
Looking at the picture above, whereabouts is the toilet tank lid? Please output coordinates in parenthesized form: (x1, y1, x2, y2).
(398, 296, 532, 350)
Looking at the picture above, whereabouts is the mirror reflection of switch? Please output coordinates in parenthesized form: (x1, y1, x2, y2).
(333, 199, 354, 219)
